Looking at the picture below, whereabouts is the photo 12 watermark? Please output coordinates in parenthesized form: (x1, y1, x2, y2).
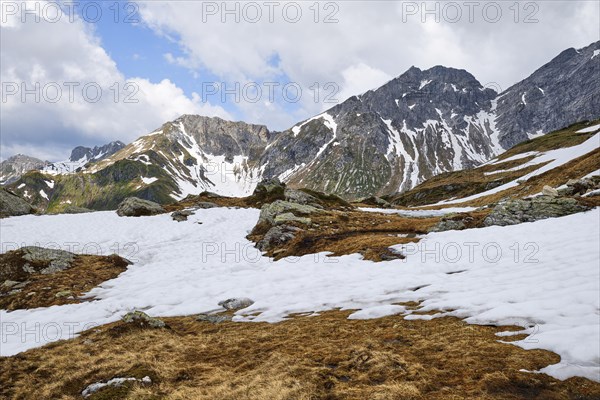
(0, 1, 341, 25)
(399, 1, 540, 24)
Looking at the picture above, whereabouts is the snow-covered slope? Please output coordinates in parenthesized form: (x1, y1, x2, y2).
(388, 120, 600, 207)
(6, 42, 599, 206)
(1, 206, 598, 381)
(42, 141, 125, 175)
(88, 115, 269, 198)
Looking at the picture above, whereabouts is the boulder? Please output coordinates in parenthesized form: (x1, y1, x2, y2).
(541, 185, 559, 197)
(284, 188, 321, 206)
(483, 196, 591, 227)
(116, 197, 164, 217)
(218, 297, 255, 311)
(566, 177, 597, 196)
(171, 210, 194, 222)
(121, 311, 166, 328)
(21, 246, 76, 275)
(256, 225, 301, 251)
(258, 200, 321, 225)
(428, 219, 467, 233)
(251, 178, 286, 203)
(0, 188, 35, 218)
(274, 212, 312, 226)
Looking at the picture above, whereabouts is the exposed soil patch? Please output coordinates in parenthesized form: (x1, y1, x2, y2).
(1, 310, 598, 399)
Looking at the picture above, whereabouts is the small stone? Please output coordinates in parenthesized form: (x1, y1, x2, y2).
(55, 290, 72, 298)
(121, 310, 166, 328)
(171, 210, 194, 222)
(12, 281, 30, 289)
(542, 185, 559, 197)
(218, 298, 255, 311)
(2, 280, 20, 289)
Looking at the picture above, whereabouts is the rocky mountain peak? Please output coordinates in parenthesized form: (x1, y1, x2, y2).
(495, 40, 600, 148)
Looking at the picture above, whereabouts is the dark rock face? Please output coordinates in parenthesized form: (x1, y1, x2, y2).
(69, 141, 126, 162)
(483, 196, 591, 227)
(261, 66, 500, 200)
(116, 197, 165, 217)
(495, 41, 600, 149)
(0, 155, 48, 185)
(0, 188, 35, 217)
(5, 43, 599, 205)
(172, 115, 270, 162)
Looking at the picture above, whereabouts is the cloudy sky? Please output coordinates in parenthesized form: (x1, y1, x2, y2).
(1, 0, 598, 161)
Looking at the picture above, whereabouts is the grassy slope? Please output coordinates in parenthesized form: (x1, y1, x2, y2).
(388, 120, 600, 207)
(2, 309, 599, 400)
(6, 159, 179, 213)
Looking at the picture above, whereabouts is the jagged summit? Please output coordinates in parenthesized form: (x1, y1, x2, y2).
(6, 42, 600, 206)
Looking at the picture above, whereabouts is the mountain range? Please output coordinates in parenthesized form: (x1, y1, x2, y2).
(4, 41, 599, 210)
(0, 141, 125, 185)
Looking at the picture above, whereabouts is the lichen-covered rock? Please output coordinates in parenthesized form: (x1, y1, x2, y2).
(116, 197, 164, 217)
(251, 178, 286, 204)
(171, 210, 194, 222)
(218, 298, 255, 311)
(483, 196, 591, 227)
(121, 311, 165, 328)
(21, 246, 76, 275)
(274, 212, 312, 226)
(258, 200, 321, 225)
(284, 188, 321, 206)
(256, 225, 301, 251)
(542, 185, 559, 197)
(428, 219, 467, 233)
(0, 188, 35, 218)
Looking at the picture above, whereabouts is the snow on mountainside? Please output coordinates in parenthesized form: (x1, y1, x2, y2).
(42, 141, 125, 175)
(5, 42, 600, 207)
(88, 115, 269, 198)
(388, 120, 600, 207)
(0, 154, 49, 185)
(261, 66, 502, 200)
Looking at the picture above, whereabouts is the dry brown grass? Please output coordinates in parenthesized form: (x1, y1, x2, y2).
(248, 208, 491, 261)
(1, 310, 598, 399)
(391, 144, 599, 210)
(388, 120, 600, 209)
(0, 254, 129, 310)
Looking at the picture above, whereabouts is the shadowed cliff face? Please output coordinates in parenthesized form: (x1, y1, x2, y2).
(495, 41, 600, 149)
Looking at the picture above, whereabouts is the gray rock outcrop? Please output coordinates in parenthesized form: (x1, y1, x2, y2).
(0, 188, 35, 217)
(117, 197, 165, 217)
(483, 196, 591, 227)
